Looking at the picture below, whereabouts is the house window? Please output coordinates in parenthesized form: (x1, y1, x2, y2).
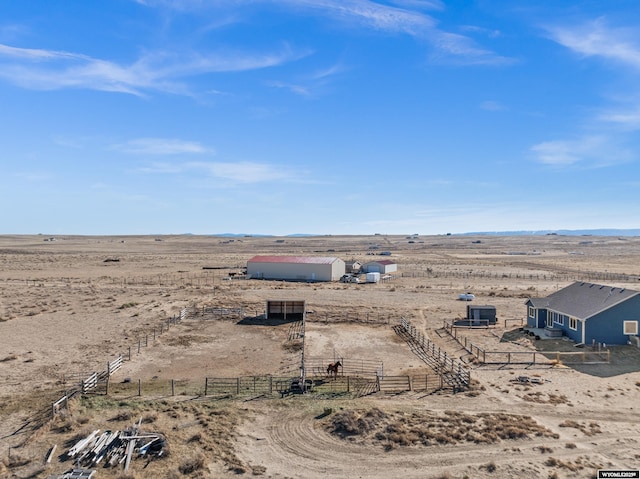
(569, 317, 577, 330)
(551, 312, 564, 325)
(624, 321, 638, 335)
(528, 306, 535, 318)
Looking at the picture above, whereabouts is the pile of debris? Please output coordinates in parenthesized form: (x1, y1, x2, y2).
(52, 418, 165, 477)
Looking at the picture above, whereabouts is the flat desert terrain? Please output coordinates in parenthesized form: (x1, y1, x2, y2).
(1, 234, 640, 479)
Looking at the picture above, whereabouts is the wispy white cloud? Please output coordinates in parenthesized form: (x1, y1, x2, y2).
(285, 0, 436, 35)
(0, 43, 308, 95)
(530, 135, 630, 167)
(387, 0, 444, 11)
(136, 162, 185, 173)
(136, 156, 304, 184)
(139, 0, 510, 66)
(114, 138, 211, 155)
(286, 0, 512, 64)
(428, 31, 513, 65)
(266, 80, 310, 96)
(460, 25, 501, 39)
(599, 107, 640, 130)
(267, 61, 345, 96)
(189, 161, 295, 183)
(544, 19, 640, 150)
(544, 18, 640, 69)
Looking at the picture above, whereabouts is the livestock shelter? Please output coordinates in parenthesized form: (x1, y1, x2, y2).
(246, 255, 345, 282)
(466, 305, 497, 325)
(362, 259, 397, 274)
(525, 282, 640, 345)
(265, 300, 305, 321)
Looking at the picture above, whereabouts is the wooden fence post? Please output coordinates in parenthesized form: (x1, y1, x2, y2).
(138, 379, 141, 396)
(204, 378, 208, 396)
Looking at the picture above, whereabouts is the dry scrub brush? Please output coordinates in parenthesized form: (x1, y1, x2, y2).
(325, 408, 558, 448)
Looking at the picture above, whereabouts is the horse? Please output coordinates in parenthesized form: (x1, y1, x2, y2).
(326, 361, 342, 379)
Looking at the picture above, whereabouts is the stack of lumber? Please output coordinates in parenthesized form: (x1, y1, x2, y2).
(62, 418, 166, 472)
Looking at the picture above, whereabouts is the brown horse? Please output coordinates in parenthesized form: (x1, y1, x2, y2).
(326, 361, 342, 379)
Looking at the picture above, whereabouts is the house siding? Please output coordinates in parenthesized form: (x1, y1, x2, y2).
(526, 300, 547, 328)
(584, 296, 640, 345)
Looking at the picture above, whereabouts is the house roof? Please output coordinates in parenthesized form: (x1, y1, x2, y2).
(248, 255, 339, 265)
(528, 282, 639, 320)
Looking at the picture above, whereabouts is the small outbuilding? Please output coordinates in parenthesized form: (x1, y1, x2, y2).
(247, 255, 345, 282)
(362, 259, 397, 274)
(526, 282, 640, 345)
(345, 260, 362, 274)
(265, 300, 305, 321)
(466, 305, 497, 325)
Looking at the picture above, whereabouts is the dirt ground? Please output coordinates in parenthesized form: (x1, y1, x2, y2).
(1, 234, 640, 478)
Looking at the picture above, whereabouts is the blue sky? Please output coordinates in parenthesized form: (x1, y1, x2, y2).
(1, 1, 639, 235)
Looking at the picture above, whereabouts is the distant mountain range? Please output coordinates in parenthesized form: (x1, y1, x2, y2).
(208, 229, 640, 237)
(460, 229, 640, 237)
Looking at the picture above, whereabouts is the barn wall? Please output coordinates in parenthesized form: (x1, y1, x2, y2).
(247, 259, 345, 281)
(363, 262, 397, 274)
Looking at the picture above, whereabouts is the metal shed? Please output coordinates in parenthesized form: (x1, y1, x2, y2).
(362, 259, 397, 274)
(466, 305, 497, 325)
(247, 255, 346, 282)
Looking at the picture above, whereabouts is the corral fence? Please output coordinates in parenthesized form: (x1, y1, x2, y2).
(441, 320, 610, 365)
(52, 354, 123, 417)
(186, 303, 400, 325)
(303, 357, 384, 378)
(309, 311, 398, 325)
(397, 318, 470, 392)
(199, 306, 244, 320)
(52, 310, 186, 418)
(400, 267, 640, 284)
(377, 375, 444, 395)
(103, 373, 444, 399)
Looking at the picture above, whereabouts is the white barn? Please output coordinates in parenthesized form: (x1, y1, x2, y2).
(362, 259, 398, 274)
(247, 255, 346, 282)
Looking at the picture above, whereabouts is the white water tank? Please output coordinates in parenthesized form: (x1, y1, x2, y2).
(366, 272, 380, 283)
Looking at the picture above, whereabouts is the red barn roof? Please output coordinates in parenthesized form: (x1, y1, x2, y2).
(367, 259, 396, 265)
(248, 255, 339, 265)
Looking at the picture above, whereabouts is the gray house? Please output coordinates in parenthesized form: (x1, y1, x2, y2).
(526, 282, 640, 345)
